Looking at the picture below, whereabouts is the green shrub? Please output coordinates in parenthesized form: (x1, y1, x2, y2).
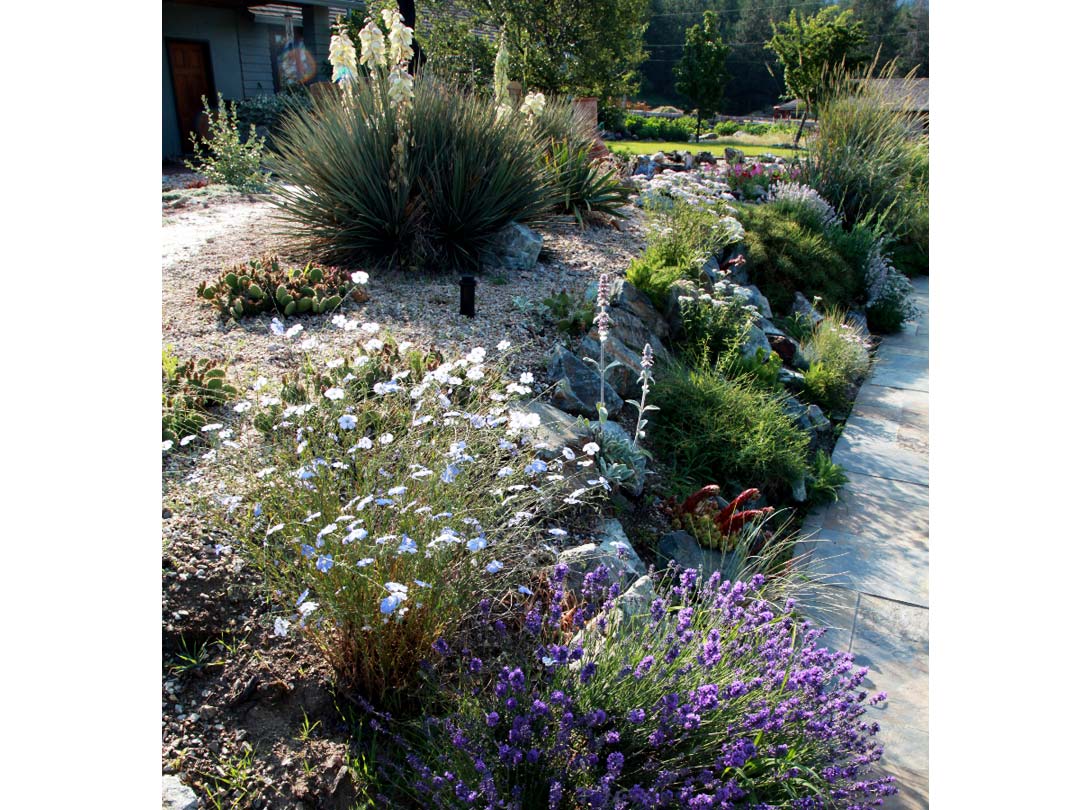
(736, 202, 860, 312)
(802, 310, 872, 413)
(807, 449, 848, 505)
(626, 252, 694, 311)
(162, 348, 237, 445)
(650, 358, 810, 499)
(267, 74, 552, 272)
(623, 113, 695, 142)
(196, 255, 368, 320)
(234, 88, 312, 137)
(803, 62, 928, 262)
(215, 337, 602, 711)
(676, 292, 755, 367)
(185, 93, 267, 191)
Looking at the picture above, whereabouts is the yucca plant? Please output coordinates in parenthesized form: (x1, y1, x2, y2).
(543, 141, 630, 226)
(267, 73, 553, 272)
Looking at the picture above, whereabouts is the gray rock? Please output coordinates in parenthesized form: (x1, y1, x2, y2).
(758, 152, 777, 163)
(580, 333, 646, 400)
(559, 519, 645, 594)
(699, 132, 718, 141)
(778, 368, 805, 391)
(586, 278, 670, 341)
(791, 291, 824, 326)
(744, 285, 773, 318)
(739, 324, 773, 364)
(548, 345, 623, 418)
(162, 775, 199, 810)
(790, 472, 808, 503)
(656, 531, 743, 582)
(507, 400, 592, 460)
(724, 147, 745, 164)
(490, 221, 542, 271)
(664, 279, 702, 336)
(806, 404, 830, 430)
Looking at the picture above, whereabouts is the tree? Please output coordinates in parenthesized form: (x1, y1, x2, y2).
(464, 0, 650, 99)
(674, 11, 730, 138)
(765, 6, 867, 142)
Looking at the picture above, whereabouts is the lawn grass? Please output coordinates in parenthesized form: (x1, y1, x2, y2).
(607, 140, 803, 159)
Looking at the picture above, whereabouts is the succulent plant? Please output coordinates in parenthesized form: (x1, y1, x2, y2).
(162, 349, 238, 443)
(665, 485, 775, 551)
(195, 256, 370, 321)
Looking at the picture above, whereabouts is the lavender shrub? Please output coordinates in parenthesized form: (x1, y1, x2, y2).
(390, 566, 896, 808)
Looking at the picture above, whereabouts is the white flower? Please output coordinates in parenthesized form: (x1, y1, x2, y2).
(201, 422, 224, 432)
(298, 601, 319, 620)
(326, 357, 345, 369)
(497, 340, 512, 351)
(466, 366, 485, 381)
(378, 432, 394, 445)
(358, 20, 387, 68)
(361, 322, 380, 335)
(466, 347, 486, 364)
(508, 410, 541, 434)
(582, 442, 601, 456)
(351, 270, 369, 285)
(233, 401, 252, 413)
(519, 91, 546, 117)
(162, 440, 173, 452)
(387, 64, 414, 105)
(324, 387, 345, 401)
(273, 617, 291, 637)
(519, 372, 535, 385)
(338, 414, 358, 430)
(286, 324, 304, 339)
(349, 437, 374, 453)
(387, 16, 414, 64)
(364, 338, 384, 353)
(270, 318, 285, 336)
(253, 376, 269, 391)
(329, 28, 358, 84)
(300, 337, 320, 351)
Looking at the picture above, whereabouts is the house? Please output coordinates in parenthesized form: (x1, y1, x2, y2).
(163, 1, 363, 159)
(771, 99, 806, 120)
(865, 77, 929, 129)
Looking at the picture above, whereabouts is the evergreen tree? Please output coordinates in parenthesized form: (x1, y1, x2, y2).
(674, 11, 731, 136)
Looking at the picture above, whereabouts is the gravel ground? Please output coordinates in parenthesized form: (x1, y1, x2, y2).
(161, 190, 649, 809)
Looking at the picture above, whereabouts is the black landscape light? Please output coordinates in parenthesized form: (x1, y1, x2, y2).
(459, 274, 476, 318)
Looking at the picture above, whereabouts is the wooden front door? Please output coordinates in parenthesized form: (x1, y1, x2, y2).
(167, 40, 214, 152)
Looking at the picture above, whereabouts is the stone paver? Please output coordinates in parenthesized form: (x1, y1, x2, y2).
(797, 276, 929, 808)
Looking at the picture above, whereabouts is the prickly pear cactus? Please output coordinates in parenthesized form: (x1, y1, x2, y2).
(195, 255, 369, 321)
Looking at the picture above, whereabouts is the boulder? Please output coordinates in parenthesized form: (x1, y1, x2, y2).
(664, 278, 703, 336)
(490, 221, 542, 271)
(548, 345, 623, 419)
(738, 324, 773, 365)
(768, 333, 799, 365)
(790, 472, 808, 503)
(781, 398, 832, 454)
(162, 776, 199, 810)
(699, 132, 718, 141)
(778, 367, 805, 391)
(655, 531, 743, 582)
(585, 306, 670, 366)
(724, 147, 745, 164)
(558, 519, 646, 594)
(791, 291, 825, 326)
(580, 333, 647, 400)
(507, 399, 592, 460)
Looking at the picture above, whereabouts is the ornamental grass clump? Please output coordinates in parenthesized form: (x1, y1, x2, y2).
(387, 566, 895, 808)
(212, 327, 607, 710)
(802, 310, 873, 414)
(268, 11, 551, 272)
